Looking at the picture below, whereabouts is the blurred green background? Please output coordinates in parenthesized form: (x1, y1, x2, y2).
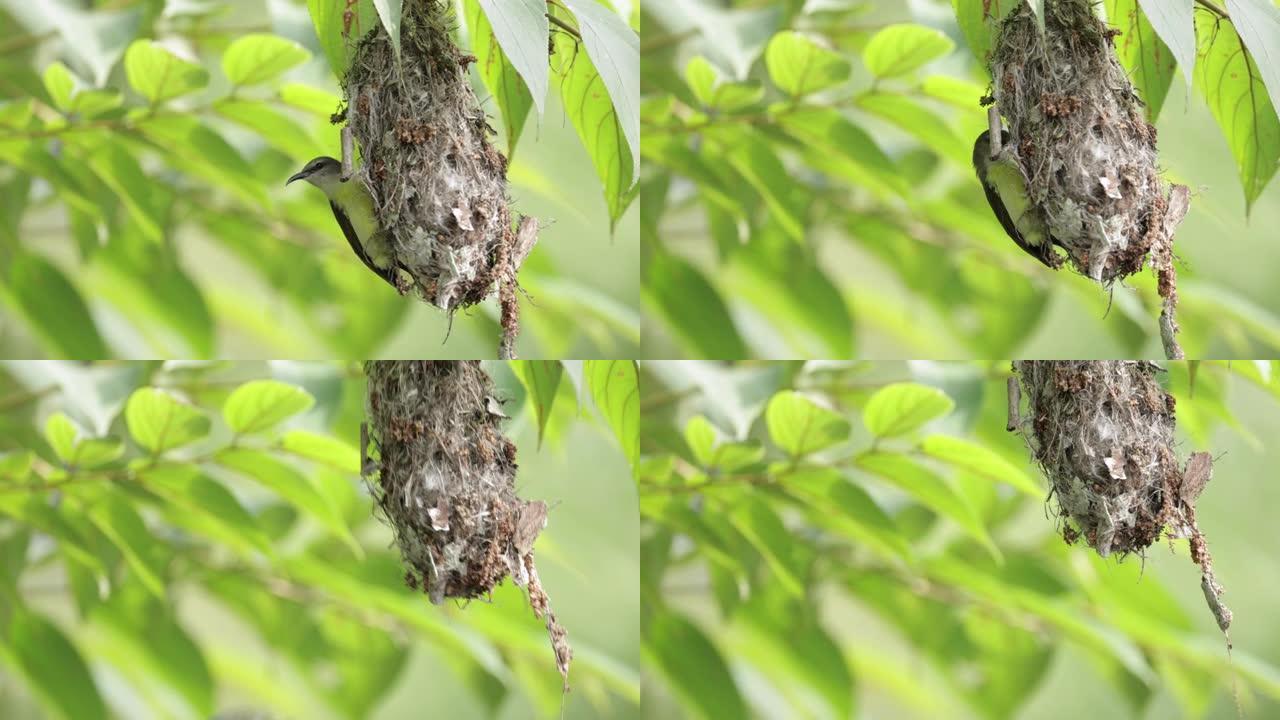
(640, 360, 1280, 719)
(0, 0, 639, 359)
(642, 0, 1280, 359)
(0, 361, 639, 718)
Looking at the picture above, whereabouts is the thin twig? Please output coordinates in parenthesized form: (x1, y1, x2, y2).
(1194, 0, 1229, 20)
(545, 13, 582, 42)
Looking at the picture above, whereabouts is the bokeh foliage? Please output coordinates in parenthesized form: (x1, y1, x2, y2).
(0, 0, 639, 359)
(642, 0, 1280, 359)
(640, 360, 1280, 719)
(0, 360, 639, 719)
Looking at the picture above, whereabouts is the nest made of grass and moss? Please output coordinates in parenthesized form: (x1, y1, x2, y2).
(1013, 360, 1184, 557)
(346, 0, 512, 312)
(991, 0, 1164, 283)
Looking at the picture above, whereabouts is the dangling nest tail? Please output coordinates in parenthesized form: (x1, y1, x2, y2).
(363, 361, 571, 687)
(346, 1, 537, 355)
(990, 1, 1190, 356)
(1010, 361, 1232, 638)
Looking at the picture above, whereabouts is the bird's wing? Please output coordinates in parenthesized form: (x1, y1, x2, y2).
(329, 201, 399, 289)
(978, 170, 1057, 269)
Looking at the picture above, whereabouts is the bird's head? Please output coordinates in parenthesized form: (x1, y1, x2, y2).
(286, 156, 343, 189)
(973, 129, 1013, 168)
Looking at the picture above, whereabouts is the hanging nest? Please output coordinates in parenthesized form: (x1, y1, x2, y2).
(989, 1, 1189, 355)
(346, 1, 537, 355)
(363, 361, 570, 687)
(1010, 361, 1232, 637)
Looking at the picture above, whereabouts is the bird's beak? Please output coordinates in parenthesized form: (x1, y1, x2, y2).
(285, 170, 308, 186)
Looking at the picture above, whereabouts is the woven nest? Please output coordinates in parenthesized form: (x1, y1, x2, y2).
(346, 0, 517, 313)
(363, 361, 570, 685)
(1012, 361, 1184, 556)
(1010, 361, 1233, 636)
(990, 0, 1174, 283)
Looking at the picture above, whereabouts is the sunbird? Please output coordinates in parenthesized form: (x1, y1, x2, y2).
(973, 130, 1061, 269)
(287, 156, 407, 290)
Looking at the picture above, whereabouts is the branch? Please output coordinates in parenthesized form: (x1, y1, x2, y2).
(545, 12, 582, 42)
(1195, 0, 1229, 20)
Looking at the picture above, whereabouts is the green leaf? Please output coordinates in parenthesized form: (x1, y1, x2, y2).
(765, 31, 851, 97)
(788, 468, 912, 562)
(124, 39, 208, 104)
(729, 496, 805, 595)
(370, 0, 403, 59)
(857, 452, 999, 560)
(919, 74, 986, 109)
(777, 107, 906, 198)
(465, 0, 533, 157)
(1136, 0, 1196, 86)
(919, 434, 1040, 497)
(45, 412, 79, 463)
(766, 390, 851, 457)
(863, 382, 955, 438)
(42, 61, 75, 111)
(685, 55, 718, 106)
(222, 33, 310, 85)
(280, 430, 360, 474)
(684, 415, 719, 466)
(91, 221, 218, 357)
(584, 360, 639, 467)
(217, 448, 359, 555)
(512, 361, 563, 448)
(553, 30, 636, 225)
(0, 451, 35, 481)
(1195, 9, 1280, 212)
(644, 249, 746, 359)
(135, 115, 263, 209)
(562, 0, 640, 183)
(0, 608, 106, 720)
(733, 594, 854, 719)
(306, 0, 380, 76)
(125, 387, 211, 454)
(73, 439, 125, 468)
(278, 82, 343, 116)
(1, 251, 107, 358)
(1104, 0, 1177, 120)
(215, 99, 328, 161)
(863, 23, 955, 79)
(857, 92, 970, 167)
(143, 466, 272, 557)
(1224, 0, 1280, 129)
(87, 494, 166, 597)
(951, 0, 1018, 69)
(705, 127, 806, 242)
(80, 141, 165, 243)
(223, 379, 315, 434)
(70, 89, 123, 118)
(645, 611, 746, 720)
(477, 0, 549, 114)
(729, 221, 855, 356)
(93, 589, 213, 717)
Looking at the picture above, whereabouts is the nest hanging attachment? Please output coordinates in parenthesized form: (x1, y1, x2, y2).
(1009, 361, 1231, 641)
(363, 361, 571, 687)
(344, 0, 539, 357)
(989, 0, 1190, 357)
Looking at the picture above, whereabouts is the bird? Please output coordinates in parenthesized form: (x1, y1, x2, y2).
(286, 156, 407, 291)
(972, 130, 1061, 269)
